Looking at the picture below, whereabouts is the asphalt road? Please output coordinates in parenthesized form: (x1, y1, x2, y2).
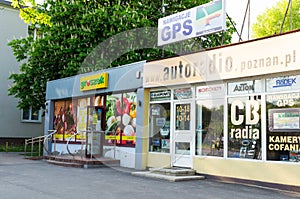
(0, 153, 299, 199)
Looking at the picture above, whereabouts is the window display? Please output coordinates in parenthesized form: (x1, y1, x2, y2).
(266, 92, 300, 162)
(196, 99, 224, 156)
(228, 96, 262, 159)
(105, 92, 137, 147)
(149, 103, 170, 153)
(53, 100, 77, 141)
(76, 98, 90, 141)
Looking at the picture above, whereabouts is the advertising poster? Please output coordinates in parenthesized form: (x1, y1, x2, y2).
(76, 98, 90, 141)
(266, 92, 300, 162)
(53, 100, 77, 141)
(105, 92, 137, 146)
(228, 96, 262, 159)
(158, 0, 225, 46)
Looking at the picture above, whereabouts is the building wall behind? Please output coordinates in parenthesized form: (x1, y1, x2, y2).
(0, 3, 44, 139)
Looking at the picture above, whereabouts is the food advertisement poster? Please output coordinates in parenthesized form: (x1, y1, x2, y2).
(53, 100, 77, 141)
(105, 92, 137, 146)
(76, 98, 90, 141)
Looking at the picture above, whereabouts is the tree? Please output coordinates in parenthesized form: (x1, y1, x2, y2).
(8, 0, 235, 111)
(252, 0, 300, 38)
(11, 0, 52, 26)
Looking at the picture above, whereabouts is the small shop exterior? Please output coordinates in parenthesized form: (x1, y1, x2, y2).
(44, 61, 145, 168)
(44, 30, 300, 187)
(142, 30, 300, 187)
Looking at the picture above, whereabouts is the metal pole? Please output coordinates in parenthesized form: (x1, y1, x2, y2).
(24, 140, 27, 158)
(290, 0, 292, 30)
(54, 135, 56, 157)
(31, 138, 33, 157)
(91, 131, 93, 160)
(38, 137, 41, 157)
(248, 0, 250, 40)
(161, 0, 168, 58)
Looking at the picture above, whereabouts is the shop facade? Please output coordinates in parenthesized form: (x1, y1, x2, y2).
(142, 30, 300, 186)
(44, 61, 146, 168)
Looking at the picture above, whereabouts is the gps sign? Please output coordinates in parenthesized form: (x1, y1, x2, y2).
(158, 0, 226, 46)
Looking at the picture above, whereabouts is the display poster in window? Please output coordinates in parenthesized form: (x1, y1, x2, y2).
(174, 88, 193, 100)
(228, 96, 262, 160)
(175, 103, 191, 130)
(105, 92, 137, 147)
(53, 100, 77, 141)
(149, 103, 170, 153)
(76, 98, 90, 141)
(266, 92, 300, 162)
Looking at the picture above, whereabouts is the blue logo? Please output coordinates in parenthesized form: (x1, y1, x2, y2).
(273, 78, 296, 88)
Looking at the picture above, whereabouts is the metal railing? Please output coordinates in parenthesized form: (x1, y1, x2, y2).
(24, 135, 44, 157)
(66, 130, 112, 160)
(66, 130, 87, 159)
(43, 130, 57, 156)
(24, 130, 57, 157)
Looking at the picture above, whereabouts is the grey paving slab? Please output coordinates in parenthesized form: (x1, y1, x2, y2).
(0, 152, 299, 199)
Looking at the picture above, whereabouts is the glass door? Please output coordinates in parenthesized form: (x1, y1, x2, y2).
(86, 106, 105, 158)
(172, 101, 195, 168)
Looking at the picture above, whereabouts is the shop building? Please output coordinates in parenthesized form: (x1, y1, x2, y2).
(141, 30, 300, 187)
(44, 61, 145, 168)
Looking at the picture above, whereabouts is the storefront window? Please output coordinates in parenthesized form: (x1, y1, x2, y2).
(266, 92, 300, 162)
(105, 92, 137, 147)
(149, 103, 170, 153)
(228, 96, 262, 159)
(196, 99, 224, 156)
(76, 98, 90, 142)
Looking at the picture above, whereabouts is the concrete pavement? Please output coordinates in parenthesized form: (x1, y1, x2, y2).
(0, 152, 299, 199)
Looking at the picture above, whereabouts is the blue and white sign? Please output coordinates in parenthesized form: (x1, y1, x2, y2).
(266, 75, 300, 92)
(157, 0, 226, 46)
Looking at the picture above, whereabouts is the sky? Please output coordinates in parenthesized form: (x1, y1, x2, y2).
(226, 0, 282, 42)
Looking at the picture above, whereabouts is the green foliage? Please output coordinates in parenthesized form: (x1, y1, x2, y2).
(8, 0, 235, 111)
(252, 0, 300, 38)
(11, 0, 52, 26)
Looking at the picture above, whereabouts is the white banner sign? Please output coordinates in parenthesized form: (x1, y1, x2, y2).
(158, 0, 226, 46)
(144, 31, 300, 88)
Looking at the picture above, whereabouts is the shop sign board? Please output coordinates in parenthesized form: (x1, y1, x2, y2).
(144, 31, 299, 88)
(80, 73, 109, 91)
(150, 90, 171, 101)
(196, 84, 225, 98)
(158, 0, 225, 46)
(228, 80, 263, 95)
(266, 75, 300, 92)
(174, 88, 193, 100)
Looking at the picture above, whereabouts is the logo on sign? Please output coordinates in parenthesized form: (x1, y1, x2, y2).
(233, 83, 254, 92)
(273, 78, 296, 88)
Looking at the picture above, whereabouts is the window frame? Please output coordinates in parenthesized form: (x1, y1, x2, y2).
(21, 107, 42, 123)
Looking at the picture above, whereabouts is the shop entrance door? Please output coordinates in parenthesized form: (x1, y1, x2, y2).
(86, 106, 105, 158)
(172, 101, 195, 168)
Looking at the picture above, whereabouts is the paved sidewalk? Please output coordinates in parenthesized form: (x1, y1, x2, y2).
(0, 152, 299, 199)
